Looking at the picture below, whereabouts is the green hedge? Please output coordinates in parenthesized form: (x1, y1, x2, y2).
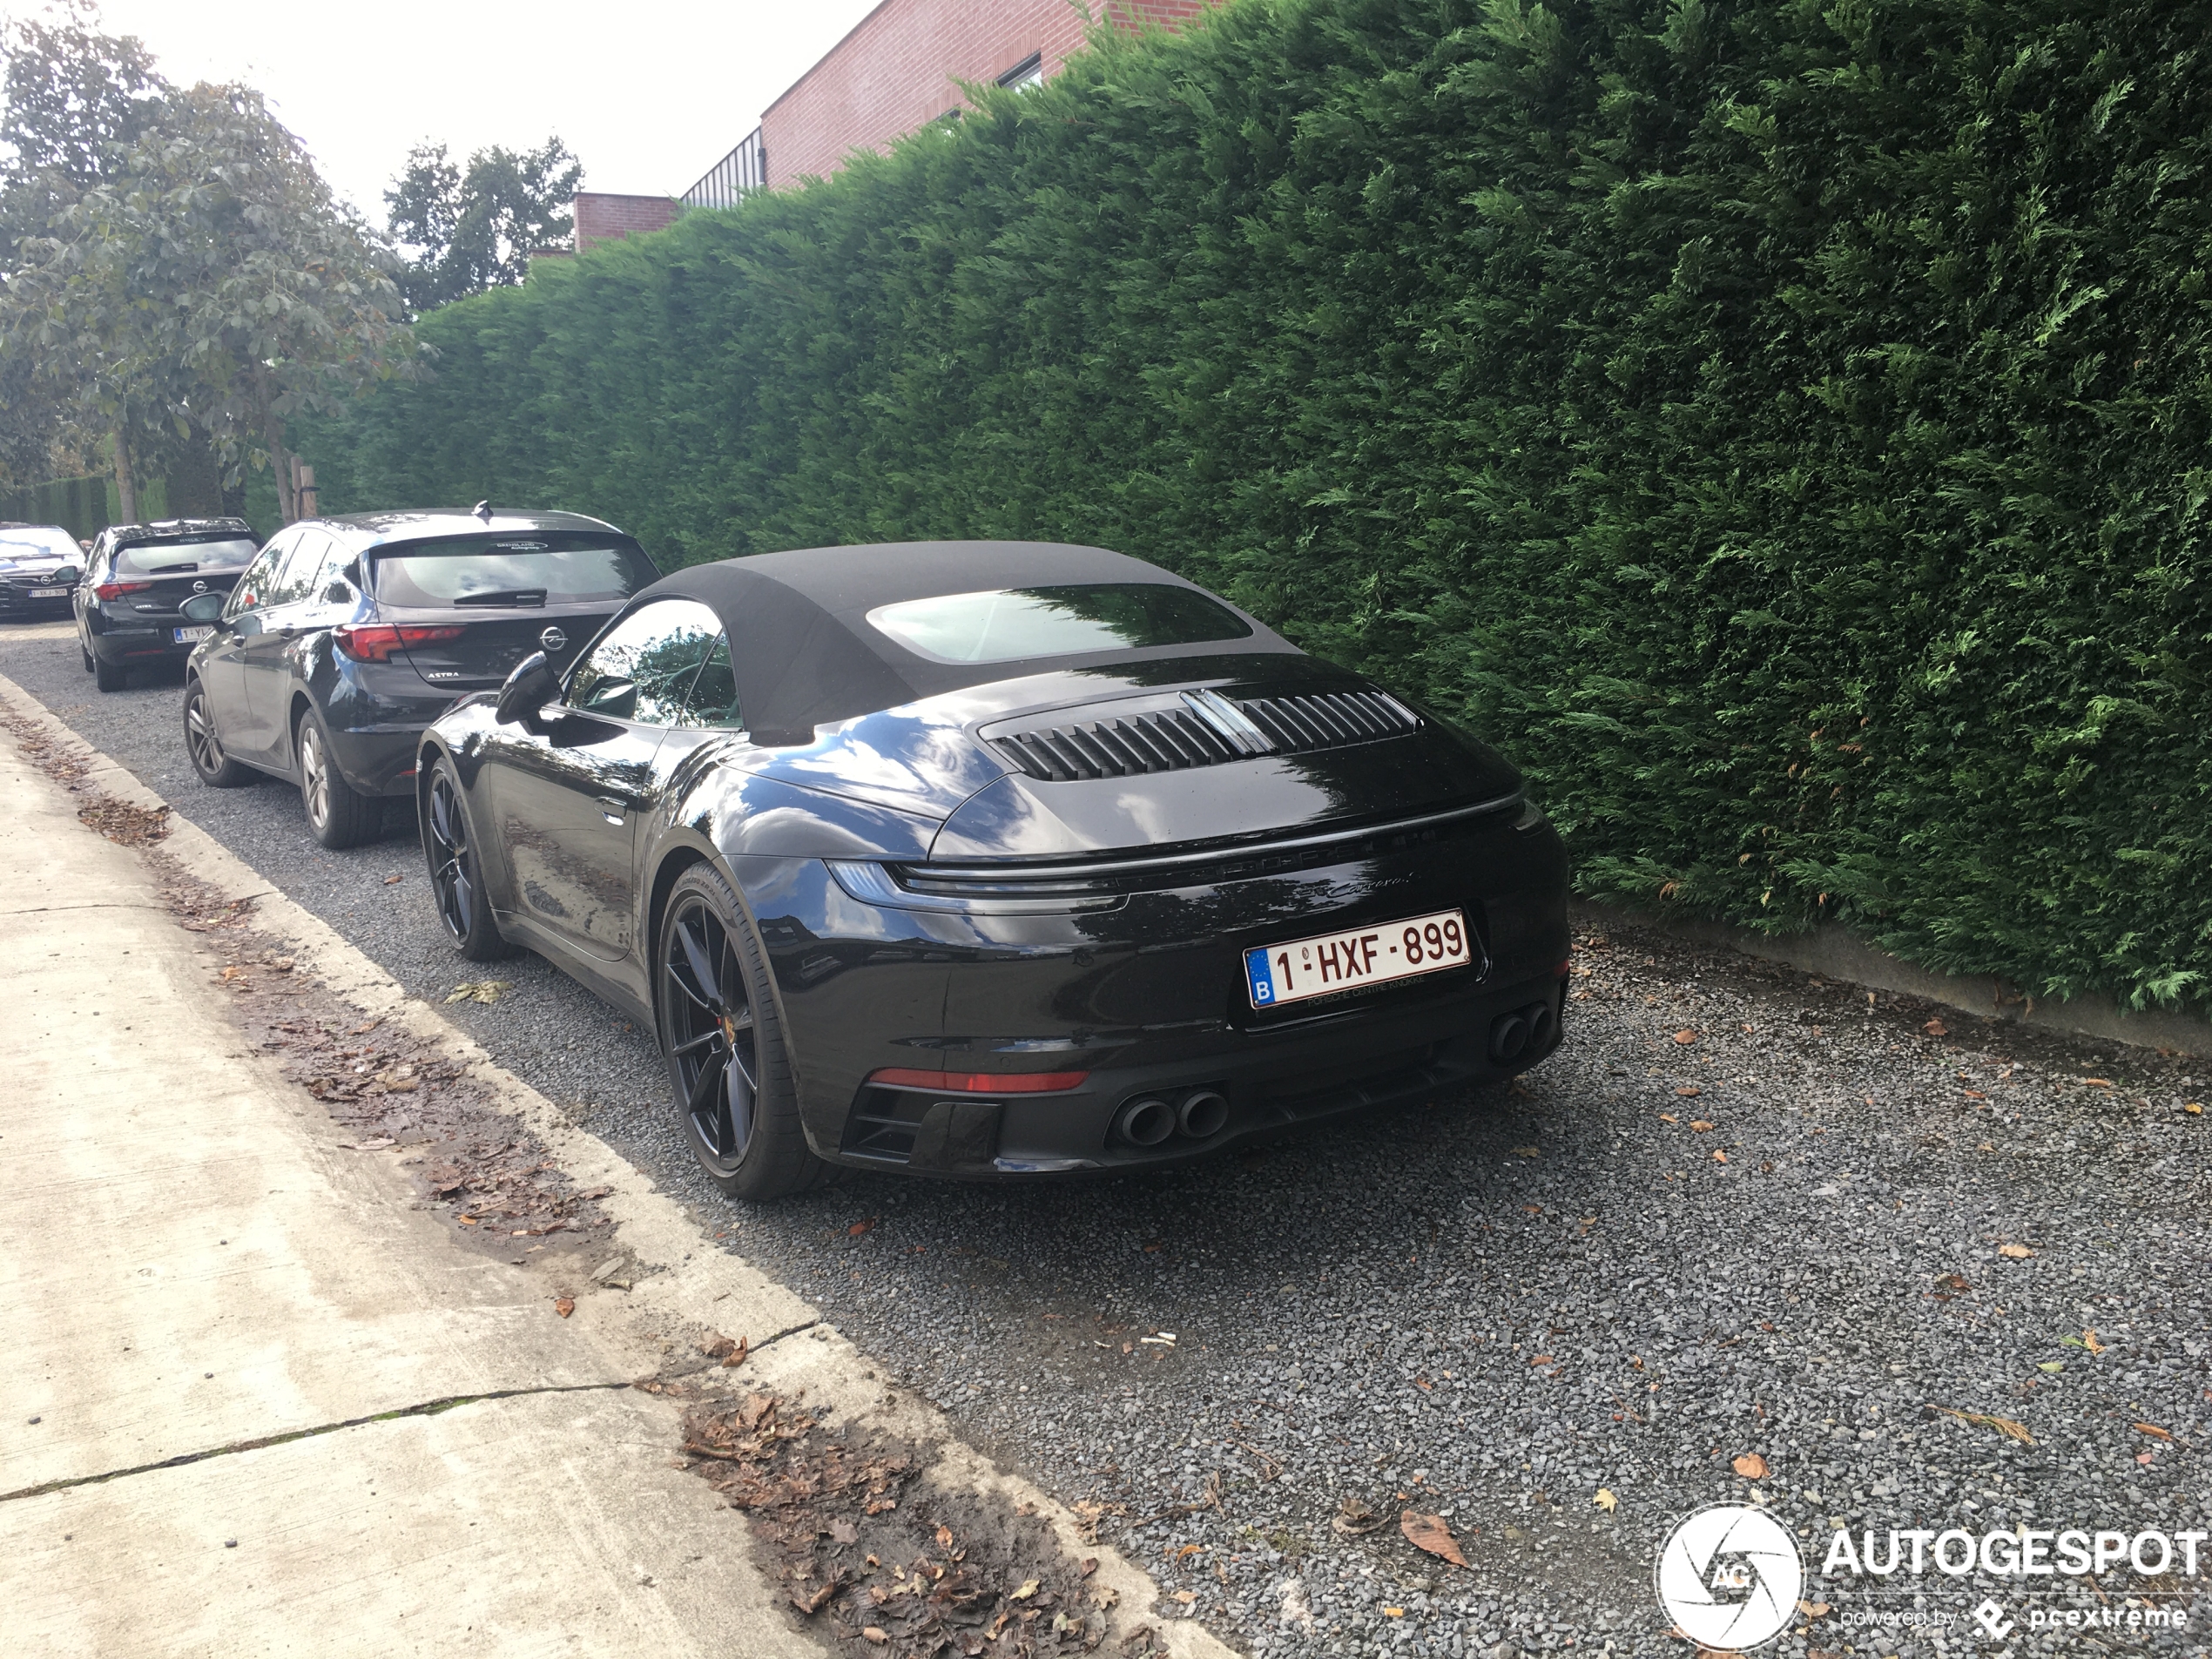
(306, 0, 2212, 1013)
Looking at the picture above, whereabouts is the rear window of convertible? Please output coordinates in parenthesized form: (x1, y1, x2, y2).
(867, 583, 1252, 664)
(370, 535, 659, 608)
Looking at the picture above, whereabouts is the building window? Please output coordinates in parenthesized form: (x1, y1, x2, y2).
(996, 52, 1044, 91)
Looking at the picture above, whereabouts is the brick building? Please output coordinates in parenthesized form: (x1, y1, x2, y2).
(754, 0, 1214, 190)
(573, 191, 679, 253)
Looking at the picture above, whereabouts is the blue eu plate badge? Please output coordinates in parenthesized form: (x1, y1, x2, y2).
(1244, 947, 1275, 1006)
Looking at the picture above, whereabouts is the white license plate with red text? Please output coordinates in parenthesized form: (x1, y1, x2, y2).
(1244, 908, 1473, 1008)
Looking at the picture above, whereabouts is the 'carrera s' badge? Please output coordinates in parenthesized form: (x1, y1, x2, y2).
(1245, 908, 1473, 1008)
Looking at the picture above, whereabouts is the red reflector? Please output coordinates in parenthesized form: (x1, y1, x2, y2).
(94, 581, 152, 601)
(866, 1068, 1089, 1094)
(1556, 959, 1572, 977)
(333, 623, 467, 664)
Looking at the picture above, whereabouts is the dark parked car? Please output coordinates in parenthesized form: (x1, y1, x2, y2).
(177, 507, 659, 850)
(75, 517, 260, 691)
(0, 522, 85, 619)
(417, 541, 1570, 1201)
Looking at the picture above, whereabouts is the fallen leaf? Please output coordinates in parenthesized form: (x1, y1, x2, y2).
(2185, 1103, 2204, 1115)
(2081, 1076, 2114, 1088)
(383, 873, 403, 885)
(1400, 1510, 1467, 1568)
(1999, 1244, 2033, 1259)
(1711, 1150, 1728, 1163)
(1594, 1487, 1618, 1512)
(1937, 1273, 1969, 1291)
(2036, 1361, 2064, 1373)
(1381, 1607, 1405, 1617)
(830, 1520, 858, 1544)
(846, 1217, 876, 1237)
(1512, 1144, 1541, 1157)
(935, 1524, 954, 1548)
(2083, 1329, 2106, 1353)
(1732, 1453, 1769, 1479)
(1689, 1120, 1714, 1132)
(1675, 1086, 1701, 1098)
(1934, 1407, 2034, 1446)
(1962, 1089, 1986, 1100)
(862, 1629, 887, 1646)
(1797, 1600, 1831, 1617)
(1413, 1376, 1433, 1392)
(2134, 1423, 2173, 1440)
(1171, 1590, 1197, 1605)
(1332, 1497, 1387, 1536)
(722, 1337, 749, 1369)
(444, 979, 511, 1005)
(1012, 1578, 1040, 1601)
(1531, 1353, 1554, 1366)
(1673, 1029, 1697, 1044)
(2137, 1451, 2155, 1465)
(1081, 1558, 1097, 1578)
(1089, 1584, 1118, 1609)
(1657, 1112, 1678, 1123)
(1175, 1544, 1204, 1561)
(1923, 1018, 1948, 1036)
(554, 1298, 575, 1318)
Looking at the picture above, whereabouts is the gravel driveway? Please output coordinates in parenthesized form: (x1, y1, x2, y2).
(5, 620, 2204, 1657)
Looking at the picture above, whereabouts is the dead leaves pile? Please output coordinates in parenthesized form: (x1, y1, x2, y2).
(79, 797, 171, 845)
(422, 1139, 608, 1235)
(680, 1393, 1109, 1656)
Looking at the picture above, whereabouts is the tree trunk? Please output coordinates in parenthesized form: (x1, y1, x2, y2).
(257, 373, 294, 524)
(112, 426, 138, 524)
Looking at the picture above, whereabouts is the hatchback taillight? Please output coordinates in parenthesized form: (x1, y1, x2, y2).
(332, 623, 466, 664)
(94, 581, 152, 602)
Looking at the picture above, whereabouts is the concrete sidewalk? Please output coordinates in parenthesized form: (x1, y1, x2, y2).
(0, 725, 819, 1655)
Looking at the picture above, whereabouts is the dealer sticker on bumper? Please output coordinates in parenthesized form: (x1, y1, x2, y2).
(1244, 907, 1474, 1008)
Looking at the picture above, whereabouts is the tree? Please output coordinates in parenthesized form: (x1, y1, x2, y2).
(1, 20, 422, 523)
(385, 136, 581, 314)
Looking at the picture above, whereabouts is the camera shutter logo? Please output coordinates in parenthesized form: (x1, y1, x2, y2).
(539, 626, 567, 653)
(1654, 1503, 1804, 1649)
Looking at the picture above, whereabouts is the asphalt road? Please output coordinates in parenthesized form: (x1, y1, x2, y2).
(6, 618, 2206, 1658)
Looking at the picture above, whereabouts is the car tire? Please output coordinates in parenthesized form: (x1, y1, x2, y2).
(182, 678, 254, 788)
(656, 861, 833, 1202)
(422, 755, 512, 961)
(297, 705, 375, 849)
(79, 639, 93, 674)
(93, 654, 126, 692)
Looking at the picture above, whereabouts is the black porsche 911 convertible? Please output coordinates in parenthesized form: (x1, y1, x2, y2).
(418, 541, 1568, 1198)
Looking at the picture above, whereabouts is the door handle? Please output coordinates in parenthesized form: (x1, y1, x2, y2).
(595, 796, 627, 825)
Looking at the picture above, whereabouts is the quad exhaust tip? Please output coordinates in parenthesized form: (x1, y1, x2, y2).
(1116, 1097, 1177, 1147)
(1178, 1089, 1229, 1139)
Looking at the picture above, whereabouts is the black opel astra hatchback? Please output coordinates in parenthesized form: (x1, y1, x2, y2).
(179, 508, 658, 848)
(418, 541, 1570, 1200)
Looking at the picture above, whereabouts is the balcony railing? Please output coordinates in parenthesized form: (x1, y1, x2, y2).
(681, 128, 767, 211)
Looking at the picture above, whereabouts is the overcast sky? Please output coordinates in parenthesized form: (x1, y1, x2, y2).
(86, 0, 883, 221)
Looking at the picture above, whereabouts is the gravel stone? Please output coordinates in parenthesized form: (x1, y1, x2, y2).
(5, 624, 2205, 1655)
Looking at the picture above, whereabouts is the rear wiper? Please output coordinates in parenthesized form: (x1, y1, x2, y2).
(146, 563, 199, 575)
(451, 588, 547, 608)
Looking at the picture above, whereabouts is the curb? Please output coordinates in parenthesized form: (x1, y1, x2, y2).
(0, 668, 1238, 1659)
(1575, 900, 2212, 1059)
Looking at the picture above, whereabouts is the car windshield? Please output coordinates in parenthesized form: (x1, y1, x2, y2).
(0, 526, 79, 564)
(867, 583, 1252, 664)
(115, 537, 259, 577)
(371, 536, 659, 607)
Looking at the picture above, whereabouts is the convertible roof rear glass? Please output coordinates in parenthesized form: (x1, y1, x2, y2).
(867, 583, 1252, 664)
(371, 535, 659, 607)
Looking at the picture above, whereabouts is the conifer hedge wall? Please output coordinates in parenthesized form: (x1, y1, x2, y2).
(309, 0, 2212, 1012)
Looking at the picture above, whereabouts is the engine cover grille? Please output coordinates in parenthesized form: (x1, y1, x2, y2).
(986, 688, 1418, 783)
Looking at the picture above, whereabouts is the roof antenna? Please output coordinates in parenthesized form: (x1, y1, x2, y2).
(471, 500, 493, 520)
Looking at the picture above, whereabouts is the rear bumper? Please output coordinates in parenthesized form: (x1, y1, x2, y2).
(324, 721, 438, 797)
(734, 813, 1574, 1180)
(87, 624, 198, 661)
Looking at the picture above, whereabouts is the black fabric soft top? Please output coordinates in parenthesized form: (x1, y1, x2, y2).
(628, 541, 1285, 745)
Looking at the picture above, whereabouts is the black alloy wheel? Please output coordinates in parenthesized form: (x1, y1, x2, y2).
(656, 864, 828, 1201)
(183, 678, 253, 787)
(423, 759, 509, 961)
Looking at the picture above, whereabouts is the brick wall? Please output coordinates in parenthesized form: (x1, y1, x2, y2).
(761, 0, 1215, 188)
(574, 192, 678, 252)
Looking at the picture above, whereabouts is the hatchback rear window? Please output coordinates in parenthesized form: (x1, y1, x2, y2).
(867, 583, 1253, 664)
(370, 535, 659, 608)
(114, 537, 259, 577)
(0, 526, 79, 563)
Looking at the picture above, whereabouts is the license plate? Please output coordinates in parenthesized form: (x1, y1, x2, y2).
(172, 625, 212, 644)
(29, 587, 66, 598)
(1244, 907, 1474, 1008)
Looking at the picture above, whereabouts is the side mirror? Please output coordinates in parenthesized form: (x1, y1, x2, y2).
(54, 565, 81, 585)
(495, 651, 560, 725)
(179, 590, 228, 624)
